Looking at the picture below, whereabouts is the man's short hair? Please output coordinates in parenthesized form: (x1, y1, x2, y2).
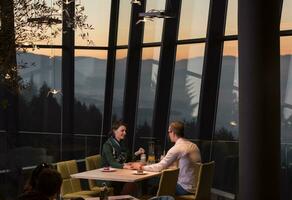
(169, 121, 184, 137)
(36, 168, 62, 197)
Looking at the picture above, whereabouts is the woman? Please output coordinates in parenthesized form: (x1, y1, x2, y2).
(101, 120, 144, 169)
(101, 120, 144, 195)
(18, 168, 62, 200)
(23, 163, 54, 193)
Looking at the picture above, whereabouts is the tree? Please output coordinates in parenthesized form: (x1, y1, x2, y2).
(0, 0, 93, 94)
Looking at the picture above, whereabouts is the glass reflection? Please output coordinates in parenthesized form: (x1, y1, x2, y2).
(74, 50, 107, 134)
(75, 0, 110, 46)
(134, 47, 160, 152)
(225, 0, 238, 36)
(117, 0, 132, 45)
(143, 0, 166, 43)
(215, 41, 238, 140)
(18, 48, 62, 132)
(280, 38, 292, 199)
(281, 36, 292, 142)
(178, 0, 210, 39)
(112, 50, 128, 121)
(169, 44, 205, 139)
(281, 0, 292, 30)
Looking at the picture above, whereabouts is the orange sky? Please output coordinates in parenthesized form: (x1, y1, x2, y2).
(28, 0, 292, 59)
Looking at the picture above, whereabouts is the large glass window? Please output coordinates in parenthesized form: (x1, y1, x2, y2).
(213, 41, 238, 194)
(134, 47, 160, 151)
(75, 0, 110, 46)
(281, 0, 292, 30)
(143, 0, 166, 43)
(18, 48, 62, 133)
(112, 50, 128, 121)
(215, 41, 238, 139)
(280, 36, 292, 199)
(178, 0, 210, 40)
(169, 43, 205, 139)
(225, 0, 238, 35)
(74, 50, 107, 134)
(117, 0, 131, 45)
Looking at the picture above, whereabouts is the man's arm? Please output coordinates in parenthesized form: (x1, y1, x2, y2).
(143, 147, 179, 172)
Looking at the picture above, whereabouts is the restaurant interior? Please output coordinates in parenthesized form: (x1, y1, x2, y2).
(0, 0, 290, 199)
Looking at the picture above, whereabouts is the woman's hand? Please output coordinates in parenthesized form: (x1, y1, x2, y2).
(123, 163, 133, 169)
(134, 147, 145, 156)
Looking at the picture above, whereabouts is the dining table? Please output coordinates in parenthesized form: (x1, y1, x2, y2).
(71, 167, 161, 183)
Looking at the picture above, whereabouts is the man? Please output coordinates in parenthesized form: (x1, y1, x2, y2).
(132, 121, 201, 195)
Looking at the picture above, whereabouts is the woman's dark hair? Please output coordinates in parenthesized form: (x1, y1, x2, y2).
(24, 163, 54, 192)
(109, 120, 127, 136)
(36, 168, 62, 197)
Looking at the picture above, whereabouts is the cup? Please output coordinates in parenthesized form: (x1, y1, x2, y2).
(147, 154, 155, 164)
(140, 153, 146, 164)
(137, 169, 144, 174)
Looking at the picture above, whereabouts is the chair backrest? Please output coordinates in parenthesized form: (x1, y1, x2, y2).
(194, 161, 215, 200)
(85, 154, 101, 189)
(156, 168, 179, 197)
(57, 160, 82, 196)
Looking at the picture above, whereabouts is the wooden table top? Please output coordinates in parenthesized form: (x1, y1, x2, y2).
(71, 168, 161, 183)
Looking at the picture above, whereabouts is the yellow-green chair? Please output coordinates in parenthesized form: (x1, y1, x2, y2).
(57, 160, 100, 199)
(176, 161, 215, 200)
(156, 168, 180, 197)
(85, 155, 113, 194)
(142, 168, 179, 200)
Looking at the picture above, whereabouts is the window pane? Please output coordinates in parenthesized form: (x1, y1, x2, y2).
(134, 47, 160, 153)
(213, 41, 238, 194)
(143, 0, 166, 43)
(178, 0, 210, 39)
(215, 41, 238, 140)
(225, 0, 238, 35)
(16, 0, 62, 45)
(280, 36, 292, 199)
(117, 0, 131, 45)
(281, 0, 292, 30)
(74, 50, 107, 134)
(169, 44, 205, 139)
(112, 50, 128, 121)
(75, 0, 110, 46)
(18, 48, 62, 133)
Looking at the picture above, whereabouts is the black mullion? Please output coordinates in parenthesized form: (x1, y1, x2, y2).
(152, 0, 182, 151)
(102, 0, 120, 139)
(196, 0, 228, 140)
(61, 0, 75, 159)
(122, 0, 145, 153)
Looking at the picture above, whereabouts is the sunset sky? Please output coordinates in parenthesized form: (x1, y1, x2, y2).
(31, 0, 292, 59)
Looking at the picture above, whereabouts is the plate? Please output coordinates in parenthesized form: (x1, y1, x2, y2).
(132, 171, 147, 175)
(100, 168, 116, 172)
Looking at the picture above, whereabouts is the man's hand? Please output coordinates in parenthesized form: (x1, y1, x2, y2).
(134, 147, 145, 156)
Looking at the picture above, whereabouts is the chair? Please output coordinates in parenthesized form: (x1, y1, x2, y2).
(176, 161, 215, 200)
(57, 160, 100, 199)
(141, 168, 179, 200)
(156, 168, 180, 197)
(85, 155, 102, 191)
(85, 155, 113, 194)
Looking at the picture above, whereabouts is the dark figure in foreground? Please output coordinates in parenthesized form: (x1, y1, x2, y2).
(18, 168, 62, 200)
